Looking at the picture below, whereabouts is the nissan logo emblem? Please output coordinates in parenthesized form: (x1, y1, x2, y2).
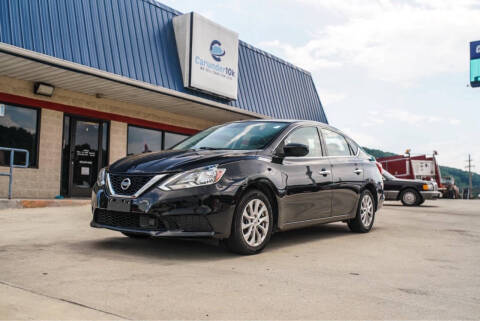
(120, 178, 131, 190)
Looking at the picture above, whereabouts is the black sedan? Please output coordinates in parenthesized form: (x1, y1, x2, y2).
(91, 120, 384, 254)
(382, 170, 441, 206)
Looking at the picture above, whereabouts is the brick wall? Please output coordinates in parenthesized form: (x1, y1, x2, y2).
(109, 121, 127, 164)
(0, 76, 215, 199)
(0, 109, 63, 198)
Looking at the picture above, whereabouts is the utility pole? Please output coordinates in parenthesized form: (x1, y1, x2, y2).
(465, 154, 474, 199)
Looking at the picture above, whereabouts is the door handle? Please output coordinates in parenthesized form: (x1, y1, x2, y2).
(319, 169, 331, 176)
(354, 169, 363, 175)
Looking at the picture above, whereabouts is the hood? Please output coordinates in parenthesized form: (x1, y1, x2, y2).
(108, 149, 259, 174)
(391, 178, 430, 185)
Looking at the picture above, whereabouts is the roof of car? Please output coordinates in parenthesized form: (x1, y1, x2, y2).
(231, 119, 340, 131)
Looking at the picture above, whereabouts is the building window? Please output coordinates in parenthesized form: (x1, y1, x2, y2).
(0, 104, 40, 167)
(127, 125, 163, 156)
(164, 131, 188, 149)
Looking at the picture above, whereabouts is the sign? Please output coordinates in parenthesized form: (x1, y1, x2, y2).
(411, 160, 435, 176)
(470, 40, 480, 88)
(173, 12, 239, 100)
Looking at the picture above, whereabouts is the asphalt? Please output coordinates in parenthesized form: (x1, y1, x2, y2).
(0, 199, 479, 320)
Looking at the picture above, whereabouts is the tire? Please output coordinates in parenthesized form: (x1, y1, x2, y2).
(226, 189, 274, 255)
(400, 188, 421, 206)
(348, 190, 376, 233)
(418, 199, 425, 206)
(121, 232, 150, 239)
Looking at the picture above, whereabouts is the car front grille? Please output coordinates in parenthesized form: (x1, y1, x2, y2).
(94, 209, 165, 230)
(94, 210, 212, 233)
(108, 174, 154, 196)
(167, 215, 212, 232)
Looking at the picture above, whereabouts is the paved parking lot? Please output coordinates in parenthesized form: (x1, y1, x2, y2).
(0, 199, 479, 320)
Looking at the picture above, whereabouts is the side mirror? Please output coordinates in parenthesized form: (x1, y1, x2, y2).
(283, 143, 309, 157)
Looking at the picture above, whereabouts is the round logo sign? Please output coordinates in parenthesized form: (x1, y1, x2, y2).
(210, 40, 226, 62)
(120, 178, 131, 190)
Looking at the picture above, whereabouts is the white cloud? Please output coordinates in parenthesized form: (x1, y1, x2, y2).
(341, 127, 377, 146)
(317, 88, 347, 105)
(449, 118, 461, 125)
(261, 0, 480, 85)
(360, 109, 464, 127)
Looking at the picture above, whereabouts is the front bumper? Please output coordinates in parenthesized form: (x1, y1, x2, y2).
(420, 191, 441, 200)
(91, 181, 239, 239)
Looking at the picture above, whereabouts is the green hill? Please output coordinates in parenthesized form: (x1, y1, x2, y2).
(362, 147, 480, 195)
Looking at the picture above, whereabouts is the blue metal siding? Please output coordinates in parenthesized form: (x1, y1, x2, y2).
(0, 0, 327, 123)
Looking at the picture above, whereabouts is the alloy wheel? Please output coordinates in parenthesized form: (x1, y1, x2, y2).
(360, 194, 374, 227)
(241, 199, 269, 247)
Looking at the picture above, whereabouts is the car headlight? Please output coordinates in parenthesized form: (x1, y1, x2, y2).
(422, 183, 433, 191)
(158, 165, 226, 191)
(97, 168, 106, 186)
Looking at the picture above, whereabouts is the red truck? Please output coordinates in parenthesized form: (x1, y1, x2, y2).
(376, 150, 446, 196)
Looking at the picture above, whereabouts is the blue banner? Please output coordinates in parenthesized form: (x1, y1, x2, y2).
(471, 41, 480, 60)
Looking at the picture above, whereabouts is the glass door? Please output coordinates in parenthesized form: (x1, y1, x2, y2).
(65, 117, 108, 197)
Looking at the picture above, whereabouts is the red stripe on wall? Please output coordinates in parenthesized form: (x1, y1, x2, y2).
(0, 92, 200, 135)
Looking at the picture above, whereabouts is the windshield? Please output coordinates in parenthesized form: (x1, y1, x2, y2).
(383, 170, 396, 180)
(172, 121, 289, 151)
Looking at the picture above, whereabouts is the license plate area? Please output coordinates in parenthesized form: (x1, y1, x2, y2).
(107, 197, 131, 212)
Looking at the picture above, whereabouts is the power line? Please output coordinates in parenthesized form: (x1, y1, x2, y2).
(465, 154, 475, 199)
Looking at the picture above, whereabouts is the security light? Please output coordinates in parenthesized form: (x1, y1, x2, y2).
(34, 82, 55, 97)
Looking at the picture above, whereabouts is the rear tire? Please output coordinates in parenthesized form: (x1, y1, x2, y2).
(400, 188, 421, 206)
(348, 190, 375, 233)
(226, 189, 273, 255)
(121, 232, 150, 239)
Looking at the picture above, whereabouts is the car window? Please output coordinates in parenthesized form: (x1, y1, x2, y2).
(321, 129, 352, 157)
(283, 127, 323, 157)
(383, 170, 396, 180)
(347, 138, 359, 155)
(173, 121, 289, 151)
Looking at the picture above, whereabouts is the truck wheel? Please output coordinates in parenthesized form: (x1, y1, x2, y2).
(348, 190, 375, 233)
(400, 189, 421, 206)
(226, 189, 273, 255)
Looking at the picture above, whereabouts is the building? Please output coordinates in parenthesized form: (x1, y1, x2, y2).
(0, 0, 327, 198)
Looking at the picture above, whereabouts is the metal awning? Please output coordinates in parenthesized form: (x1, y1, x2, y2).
(0, 43, 263, 124)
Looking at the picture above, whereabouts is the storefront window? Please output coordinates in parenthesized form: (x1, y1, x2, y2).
(127, 125, 163, 155)
(0, 104, 39, 167)
(164, 132, 188, 149)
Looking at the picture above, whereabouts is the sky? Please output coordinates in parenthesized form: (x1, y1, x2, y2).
(162, 0, 479, 172)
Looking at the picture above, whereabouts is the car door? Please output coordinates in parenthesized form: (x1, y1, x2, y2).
(320, 128, 365, 217)
(276, 126, 332, 224)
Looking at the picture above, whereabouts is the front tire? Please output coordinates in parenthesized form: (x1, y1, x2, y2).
(400, 188, 421, 206)
(226, 189, 273, 255)
(348, 190, 375, 233)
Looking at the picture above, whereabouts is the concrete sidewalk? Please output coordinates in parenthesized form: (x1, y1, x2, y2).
(1, 200, 479, 320)
(0, 199, 90, 210)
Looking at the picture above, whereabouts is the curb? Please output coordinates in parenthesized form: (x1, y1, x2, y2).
(0, 199, 90, 210)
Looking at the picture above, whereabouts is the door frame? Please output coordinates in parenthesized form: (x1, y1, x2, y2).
(61, 114, 109, 197)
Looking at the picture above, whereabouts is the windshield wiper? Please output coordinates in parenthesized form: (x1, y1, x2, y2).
(197, 147, 224, 150)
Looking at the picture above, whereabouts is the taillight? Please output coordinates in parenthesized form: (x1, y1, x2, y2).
(375, 161, 383, 175)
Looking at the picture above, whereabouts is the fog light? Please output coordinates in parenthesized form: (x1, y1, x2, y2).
(140, 215, 158, 228)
